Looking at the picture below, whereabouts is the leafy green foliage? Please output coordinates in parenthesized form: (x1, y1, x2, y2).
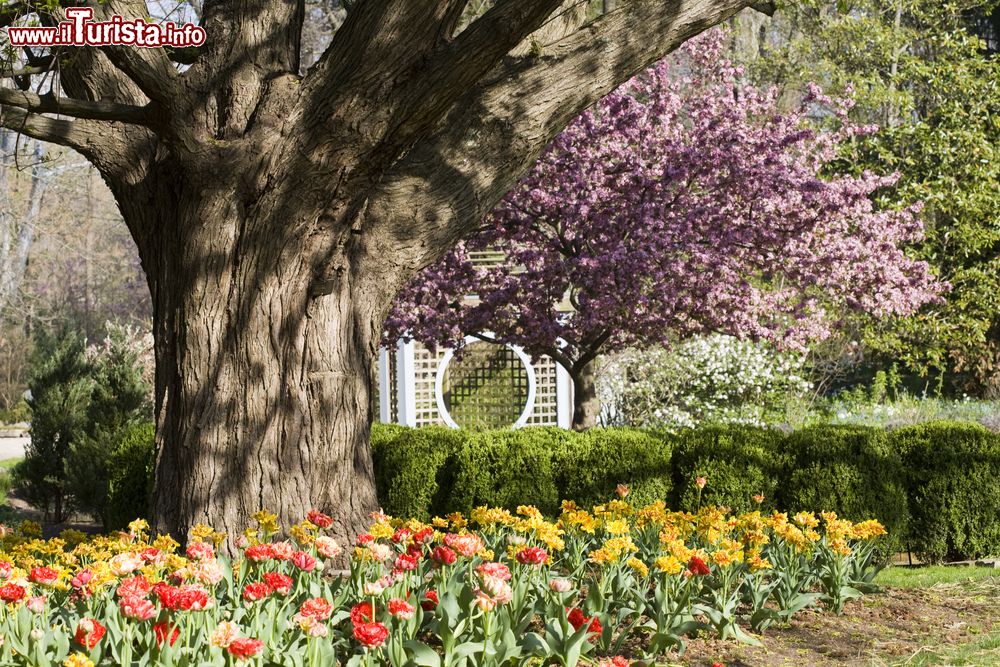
(105, 421, 155, 531)
(0, 401, 30, 425)
(373, 425, 671, 518)
(449, 427, 575, 516)
(14, 324, 151, 526)
(0, 459, 17, 508)
(856, 18, 1000, 396)
(598, 336, 812, 430)
(372, 421, 1000, 562)
(672, 425, 787, 514)
(371, 425, 469, 520)
(555, 428, 672, 508)
(753, 0, 1000, 396)
(66, 324, 152, 528)
(369, 422, 409, 453)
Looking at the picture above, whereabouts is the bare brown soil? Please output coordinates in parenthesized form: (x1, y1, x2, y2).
(672, 579, 1000, 666)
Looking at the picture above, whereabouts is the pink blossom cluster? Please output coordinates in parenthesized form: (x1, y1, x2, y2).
(386, 30, 941, 367)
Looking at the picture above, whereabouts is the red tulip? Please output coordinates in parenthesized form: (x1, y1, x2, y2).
(350, 601, 374, 626)
(154, 621, 180, 646)
(227, 637, 264, 660)
(241, 581, 273, 602)
(74, 618, 106, 649)
(263, 572, 293, 596)
(687, 555, 711, 577)
(353, 621, 389, 648)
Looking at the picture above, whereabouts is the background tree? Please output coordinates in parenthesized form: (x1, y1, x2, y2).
(387, 31, 942, 429)
(0, 151, 149, 417)
(0, 130, 48, 323)
(748, 0, 1000, 397)
(0, 129, 47, 416)
(13, 322, 152, 526)
(22, 166, 150, 340)
(65, 323, 153, 528)
(0, 0, 775, 544)
(598, 334, 814, 430)
(16, 329, 92, 522)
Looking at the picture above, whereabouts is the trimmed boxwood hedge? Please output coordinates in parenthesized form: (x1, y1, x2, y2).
(449, 427, 575, 516)
(671, 425, 786, 514)
(371, 421, 1000, 562)
(893, 421, 1000, 563)
(370, 425, 468, 520)
(110, 420, 1000, 562)
(780, 425, 909, 554)
(555, 428, 672, 509)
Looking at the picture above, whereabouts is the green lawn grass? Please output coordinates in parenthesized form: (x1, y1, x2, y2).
(876, 564, 1000, 589)
(0, 457, 22, 471)
(886, 632, 1000, 667)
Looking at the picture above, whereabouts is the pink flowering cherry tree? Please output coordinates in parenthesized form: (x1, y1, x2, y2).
(386, 31, 942, 430)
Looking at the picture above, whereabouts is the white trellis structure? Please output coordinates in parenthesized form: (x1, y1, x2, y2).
(376, 248, 575, 429)
(375, 338, 574, 429)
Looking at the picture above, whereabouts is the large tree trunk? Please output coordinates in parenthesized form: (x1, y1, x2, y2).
(571, 360, 601, 431)
(147, 190, 384, 549)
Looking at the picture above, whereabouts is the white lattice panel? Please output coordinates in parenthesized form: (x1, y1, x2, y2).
(526, 354, 559, 426)
(412, 343, 447, 427)
(384, 340, 562, 428)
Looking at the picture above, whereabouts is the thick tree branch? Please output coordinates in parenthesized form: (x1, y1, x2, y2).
(2, 3, 160, 116)
(365, 0, 766, 275)
(0, 87, 154, 124)
(0, 97, 152, 196)
(99, 45, 176, 103)
(0, 65, 53, 80)
(166, 45, 202, 65)
(183, 0, 305, 137)
(385, 0, 567, 147)
(1, 1, 175, 105)
(310, 0, 465, 81)
(438, 0, 471, 40)
(0, 105, 96, 152)
(68, 1, 176, 105)
(304, 0, 563, 124)
(284, 0, 568, 235)
(21, 48, 52, 67)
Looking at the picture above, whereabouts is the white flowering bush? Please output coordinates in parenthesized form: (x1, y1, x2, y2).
(597, 335, 813, 429)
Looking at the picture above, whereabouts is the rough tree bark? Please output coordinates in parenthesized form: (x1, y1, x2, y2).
(0, 0, 773, 546)
(570, 360, 601, 431)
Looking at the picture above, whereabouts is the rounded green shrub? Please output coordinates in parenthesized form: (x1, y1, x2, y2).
(555, 428, 672, 507)
(448, 427, 574, 516)
(106, 421, 155, 530)
(780, 425, 908, 553)
(671, 425, 786, 514)
(893, 421, 1000, 562)
(370, 422, 409, 454)
(371, 426, 469, 521)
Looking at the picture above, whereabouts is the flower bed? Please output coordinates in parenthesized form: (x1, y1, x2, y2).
(0, 496, 886, 666)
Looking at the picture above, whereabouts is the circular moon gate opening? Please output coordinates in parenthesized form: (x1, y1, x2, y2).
(435, 339, 536, 430)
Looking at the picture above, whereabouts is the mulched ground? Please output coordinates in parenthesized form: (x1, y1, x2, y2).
(672, 577, 1000, 666)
